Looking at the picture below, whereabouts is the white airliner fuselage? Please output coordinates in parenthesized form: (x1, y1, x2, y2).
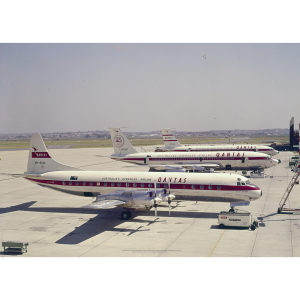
(161, 128, 279, 156)
(26, 170, 262, 204)
(163, 144, 279, 156)
(109, 127, 279, 171)
(111, 151, 278, 171)
(2, 133, 262, 220)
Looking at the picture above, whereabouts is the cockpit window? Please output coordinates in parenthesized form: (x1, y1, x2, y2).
(239, 180, 251, 186)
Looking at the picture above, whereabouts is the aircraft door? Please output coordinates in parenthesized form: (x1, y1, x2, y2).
(145, 155, 151, 164)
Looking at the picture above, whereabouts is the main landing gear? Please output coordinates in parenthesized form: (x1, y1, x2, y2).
(121, 210, 132, 220)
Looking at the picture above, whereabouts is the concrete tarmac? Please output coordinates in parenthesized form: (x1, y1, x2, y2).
(0, 147, 299, 257)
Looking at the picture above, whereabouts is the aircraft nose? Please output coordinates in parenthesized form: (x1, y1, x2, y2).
(251, 188, 262, 200)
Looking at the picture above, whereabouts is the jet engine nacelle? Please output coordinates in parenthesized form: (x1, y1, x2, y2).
(166, 168, 186, 172)
(163, 166, 186, 172)
(193, 166, 206, 171)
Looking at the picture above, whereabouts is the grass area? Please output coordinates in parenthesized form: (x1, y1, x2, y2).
(0, 136, 289, 149)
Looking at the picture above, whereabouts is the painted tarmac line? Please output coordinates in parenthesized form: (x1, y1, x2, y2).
(208, 229, 225, 257)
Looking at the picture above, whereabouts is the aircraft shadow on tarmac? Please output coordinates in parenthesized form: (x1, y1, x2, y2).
(1, 201, 218, 245)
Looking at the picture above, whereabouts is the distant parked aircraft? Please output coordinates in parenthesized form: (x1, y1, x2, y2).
(160, 128, 279, 156)
(108, 128, 279, 172)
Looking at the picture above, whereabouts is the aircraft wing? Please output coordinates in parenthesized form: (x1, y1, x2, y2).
(182, 164, 221, 169)
(83, 199, 126, 209)
(149, 164, 221, 172)
(95, 155, 124, 161)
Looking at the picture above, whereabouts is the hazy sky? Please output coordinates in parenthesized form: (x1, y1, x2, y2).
(1, 43, 299, 134)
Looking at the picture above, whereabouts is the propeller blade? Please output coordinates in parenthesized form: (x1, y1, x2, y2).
(155, 204, 157, 217)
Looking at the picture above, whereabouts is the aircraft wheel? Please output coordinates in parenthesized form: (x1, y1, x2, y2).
(219, 224, 225, 229)
(121, 211, 131, 220)
(250, 224, 256, 231)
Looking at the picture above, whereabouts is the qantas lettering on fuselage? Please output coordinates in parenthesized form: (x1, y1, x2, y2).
(236, 146, 256, 149)
(158, 177, 187, 183)
(216, 152, 244, 157)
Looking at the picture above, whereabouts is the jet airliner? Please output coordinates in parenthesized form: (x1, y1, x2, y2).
(160, 128, 279, 156)
(109, 128, 279, 172)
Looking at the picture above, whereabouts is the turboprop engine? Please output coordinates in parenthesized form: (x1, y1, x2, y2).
(96, 188, 171, 209)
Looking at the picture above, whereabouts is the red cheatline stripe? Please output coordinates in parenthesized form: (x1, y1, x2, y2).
(113, 157, 267, 162)
(163, 140, 178, 141)
(174, 149, 272, 152)
(162, 135, 174, 136)
(25, 178, 260, 191)
(121, 158, 145, 161)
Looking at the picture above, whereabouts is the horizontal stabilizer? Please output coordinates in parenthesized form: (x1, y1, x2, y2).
(1, 173, 42, 178)
(82, 199, 126, 209)
(95, 155, 124, 160)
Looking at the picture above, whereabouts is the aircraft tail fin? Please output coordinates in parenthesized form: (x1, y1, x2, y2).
(26, 133, 80, 174)
(161, 128, 182, 149)
(108, 127, 139, 156)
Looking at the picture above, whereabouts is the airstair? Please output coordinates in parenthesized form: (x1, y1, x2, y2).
(278, 166, 300, 213)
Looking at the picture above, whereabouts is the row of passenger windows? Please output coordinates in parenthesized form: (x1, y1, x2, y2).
(191, 184, 221, 190)
(61, 181, 222, 190)
(62, 181, 154, 188)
